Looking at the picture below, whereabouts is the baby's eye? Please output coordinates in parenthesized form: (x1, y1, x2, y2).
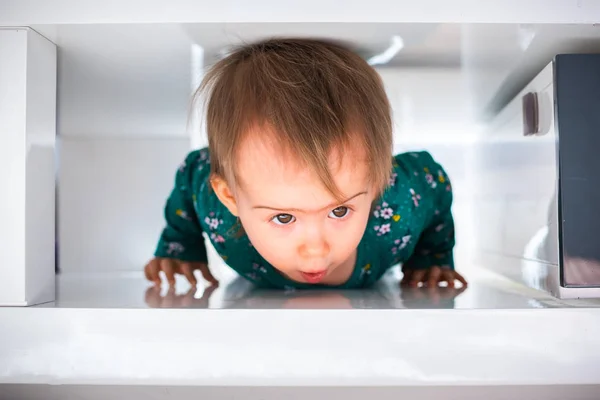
(329, 206, 350, 219)
(272, 214, 296, 225)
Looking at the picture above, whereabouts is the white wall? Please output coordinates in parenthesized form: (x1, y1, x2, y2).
(55, 24, 199, 272)
(58, 138, 191, 272)
(377, 67, 476, 148)
(378, 67, 477, 198)
(378, 67, 478, 264)
(55, 24, 195, 138)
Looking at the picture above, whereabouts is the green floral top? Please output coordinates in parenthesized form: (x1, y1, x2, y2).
(154, 148, 455, 289)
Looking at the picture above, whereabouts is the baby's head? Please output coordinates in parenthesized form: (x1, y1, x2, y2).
(198, 38, 393, 285)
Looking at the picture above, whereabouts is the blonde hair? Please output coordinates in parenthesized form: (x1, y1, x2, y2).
(195, 38, 393, 201)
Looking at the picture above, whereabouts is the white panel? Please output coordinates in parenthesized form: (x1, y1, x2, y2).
(1, 0, 600, 24)
(25, 28, 57, 305)
(0, 29, 27, 305)
(0, 28, 56, 306)
(58, 137, 192, 272)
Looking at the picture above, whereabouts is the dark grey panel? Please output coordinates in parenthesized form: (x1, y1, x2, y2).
(555, 54, 600, 287)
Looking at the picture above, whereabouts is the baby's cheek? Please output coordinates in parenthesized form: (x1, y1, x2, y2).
(248, 226, 295, 267)
(329, 220, 365, 256)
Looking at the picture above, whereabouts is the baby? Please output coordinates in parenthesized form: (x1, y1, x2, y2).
(144, 38, 467, 290)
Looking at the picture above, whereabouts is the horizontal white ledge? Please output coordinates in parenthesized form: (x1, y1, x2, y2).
(2, 307, 600, 386)
(0, 0, 599, 25)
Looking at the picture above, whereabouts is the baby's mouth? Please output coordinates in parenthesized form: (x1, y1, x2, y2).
(300, 270, 327, 284)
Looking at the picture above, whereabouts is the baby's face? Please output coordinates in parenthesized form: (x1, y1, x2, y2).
(232, 134, 376, 285)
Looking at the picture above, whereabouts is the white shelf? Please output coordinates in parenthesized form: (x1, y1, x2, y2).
(1, 270, 600, 386)
(1, 0, 599, 25)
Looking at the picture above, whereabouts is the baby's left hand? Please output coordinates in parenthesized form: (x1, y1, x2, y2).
(401, 266, 467, 288)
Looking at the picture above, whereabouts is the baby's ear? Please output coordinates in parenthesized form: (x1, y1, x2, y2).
(210, 175, 239, 216)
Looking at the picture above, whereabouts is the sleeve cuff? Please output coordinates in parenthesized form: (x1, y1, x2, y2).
(404, 250, 454, 270)
(154, 237, 209, 263)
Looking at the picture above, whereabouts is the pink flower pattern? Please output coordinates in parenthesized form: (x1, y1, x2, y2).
(388, 172, 398, 186)
(210, 232, 225, 243)
(374, 223, 391, 236)
(252, 262, 268, 274)
(425, 173, 437, 188)
(380, 207, 394, 219)
(410, 188, 421, 207)
(391, 235, 412, 255)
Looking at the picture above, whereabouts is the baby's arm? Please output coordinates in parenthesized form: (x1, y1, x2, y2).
(401, 155, 466, 287)
(405, 187, 455, 270)
(145, 151, 216, 286)
(154, 152, 208, 263)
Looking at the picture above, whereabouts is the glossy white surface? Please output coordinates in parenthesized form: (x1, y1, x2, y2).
(47, 268, 600, 310)
(2, 0, 600, 24)
(0, 28, 55, 306)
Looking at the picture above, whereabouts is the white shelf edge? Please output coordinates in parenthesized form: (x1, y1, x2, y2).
(2, 307, 600, 386)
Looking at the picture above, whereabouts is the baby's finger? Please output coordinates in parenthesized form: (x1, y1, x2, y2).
(427, 266, 442, 287)
(400, 270, 413, 285)
(454, 271, 468, 287)
(160, 258, 177, 287)
(145, 258, 162, 286)
(180, 263, 198, 286)
(197, 263, 219, 285)
(442, 270, 455, 288)
(144, 262, 151, 281)
(409, 270, 426, 287)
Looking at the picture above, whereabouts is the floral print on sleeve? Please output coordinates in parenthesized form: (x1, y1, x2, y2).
(365, 151, 456, 276)
(402, 152, 455, 270)
(154, 150, 210, 263)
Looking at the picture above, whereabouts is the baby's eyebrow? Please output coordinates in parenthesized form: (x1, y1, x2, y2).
(253, 191, 368, 213)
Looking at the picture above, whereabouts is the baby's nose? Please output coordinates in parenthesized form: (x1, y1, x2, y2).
(300, 233, 330, 259)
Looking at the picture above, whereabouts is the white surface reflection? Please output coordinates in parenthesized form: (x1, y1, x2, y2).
(47, 265, 600, 310)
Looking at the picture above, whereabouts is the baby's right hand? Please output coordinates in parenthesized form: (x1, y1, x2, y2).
(144, 257, 218, 287)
